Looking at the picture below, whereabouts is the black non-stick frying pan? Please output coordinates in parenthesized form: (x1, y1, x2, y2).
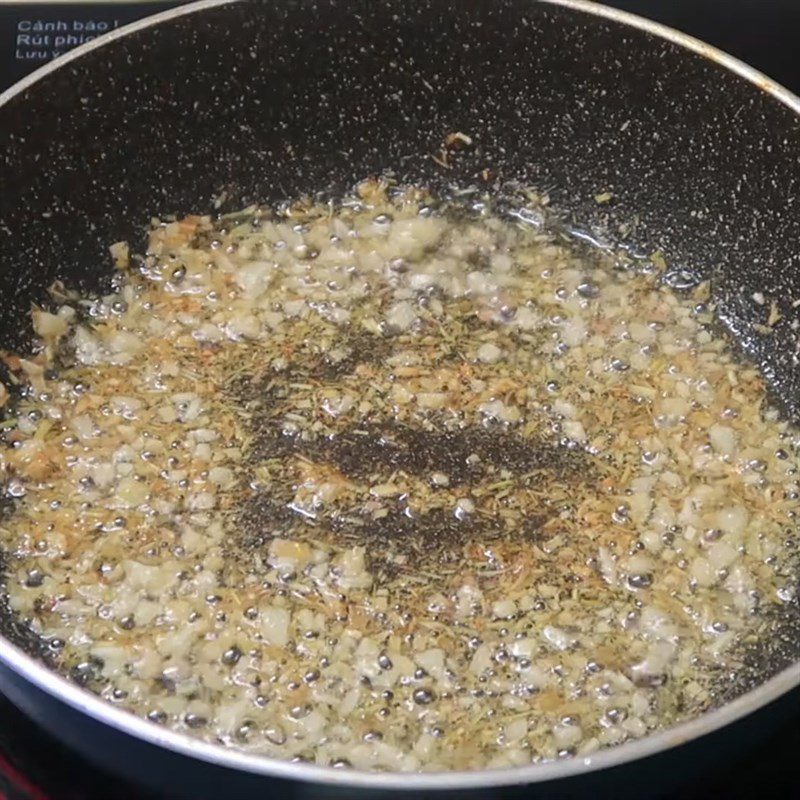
(0, 1, 799, 797)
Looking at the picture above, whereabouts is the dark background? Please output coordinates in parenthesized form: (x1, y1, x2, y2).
(0, 2, 799, 799)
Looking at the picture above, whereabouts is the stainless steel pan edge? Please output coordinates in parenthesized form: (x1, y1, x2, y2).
(0, 0, 797, 791)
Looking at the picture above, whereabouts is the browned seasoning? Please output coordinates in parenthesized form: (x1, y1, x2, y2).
(0, 180, 797, 772)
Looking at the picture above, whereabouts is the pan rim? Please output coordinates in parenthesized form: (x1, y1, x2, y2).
(0, 0, 798, 790)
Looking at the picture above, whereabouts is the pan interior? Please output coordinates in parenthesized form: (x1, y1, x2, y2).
(0, 0, 799, 782)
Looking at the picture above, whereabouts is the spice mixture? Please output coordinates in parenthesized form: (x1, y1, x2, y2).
(0, 180, 797, 771)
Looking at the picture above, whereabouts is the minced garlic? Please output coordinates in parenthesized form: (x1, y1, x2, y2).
(0, 180, 797, 772)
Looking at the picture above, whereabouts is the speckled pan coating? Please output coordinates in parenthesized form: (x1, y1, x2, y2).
(1, 0, 800, 416)
(0, 0, 799, 791)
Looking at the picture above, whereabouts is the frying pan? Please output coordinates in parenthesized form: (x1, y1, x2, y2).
(0, 0, 799, 797)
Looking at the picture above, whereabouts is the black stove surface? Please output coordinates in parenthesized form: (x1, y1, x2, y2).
(0, 2, 799, 799)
